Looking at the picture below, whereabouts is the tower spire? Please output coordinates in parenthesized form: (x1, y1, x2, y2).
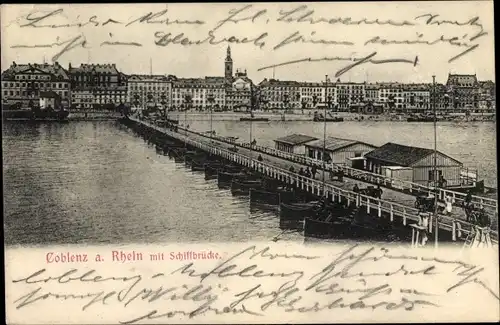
(225, 46, 233, 79)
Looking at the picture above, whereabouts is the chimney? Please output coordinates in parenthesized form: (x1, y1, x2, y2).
(12, 61, 16, 67)
(69, 63, 72, 69)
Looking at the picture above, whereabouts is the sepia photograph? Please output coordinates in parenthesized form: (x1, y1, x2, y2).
(2, 1, 499, 324)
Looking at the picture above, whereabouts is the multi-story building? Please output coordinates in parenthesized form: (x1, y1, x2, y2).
(302, 80, 337, 109)
(170, 46, 254, 111)
(445, 74, 480, 111)
(402, 84, 431, 113)
(1, 62, 71, 109)
(71, 89, 94, 110)
(69, 63, 127, 109)
(258, 79, 301, 110)
(335, 81, 365, 111)
(227, 69, 254, 111)
(299, 82, 323, 109)
(258, 79, 337, 110)
(377, 83, 405, 112)
(171, 77, 226, 110)
(365, 83, 380, 103)
(478, 80, 495, 112)
(127, 74, 173, 110)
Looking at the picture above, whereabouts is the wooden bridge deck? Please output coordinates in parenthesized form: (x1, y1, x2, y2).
(129, 116, 498, 244)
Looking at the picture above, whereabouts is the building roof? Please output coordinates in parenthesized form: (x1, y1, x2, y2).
(402, 83, 432, 91)
(446, 74, 479, 87)
(364, 142, 461, 166)
(259, 79, 302, 87)
(275, 134, 318, 146)
(128, 74, 171, 82)
(1, 62, 70, 81)
(69, 63, 119, 74)
(305, 136, 376, 152)
(172, 77, 228, 88)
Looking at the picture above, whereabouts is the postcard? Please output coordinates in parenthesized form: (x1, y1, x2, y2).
(2, 1, 498, 324)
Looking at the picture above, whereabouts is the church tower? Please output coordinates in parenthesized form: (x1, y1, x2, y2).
(225, 46, 233, 80)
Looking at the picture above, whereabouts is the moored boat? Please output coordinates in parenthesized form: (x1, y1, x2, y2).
(231, 180, 262, 195)
(240, 117, 269, 122)
(217, 171, 245, 186)
(279, 202, 320, 221)
(312, 116, 344, 122)
(250, 188, 280, 205)
(191, 160, 206, 171)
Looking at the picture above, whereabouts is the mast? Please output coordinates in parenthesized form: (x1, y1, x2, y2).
(150, 58, 152, 76)
(433, 75, 439, 248)
(322, 75, 328, 197)
(249, 85, 253, 167)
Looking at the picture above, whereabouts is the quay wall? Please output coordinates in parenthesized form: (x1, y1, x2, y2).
(68, 111, 122, 121)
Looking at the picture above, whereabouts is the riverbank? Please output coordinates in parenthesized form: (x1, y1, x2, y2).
(67, 111, 122, 121)
(165, 111, 496, 122)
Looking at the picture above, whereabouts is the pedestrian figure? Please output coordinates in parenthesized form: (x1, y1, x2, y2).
(289, 165, 295, 173)
(375, 185, 383, 199)
(298, 167, 304, 176)
(444, 194, 454, 215)
(257, 154, 263, 162)
(353, 184, 360, 193)
(304, 168, 311, 178)
(417, 212, 430, 246)
(464, 190, 472, 209)
(311, 166, 317, 178)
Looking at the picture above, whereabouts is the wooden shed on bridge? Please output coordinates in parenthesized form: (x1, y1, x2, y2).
(364, 142, 464, 187)
(305, 137, 378, 165)
(274, 134, 318, 155)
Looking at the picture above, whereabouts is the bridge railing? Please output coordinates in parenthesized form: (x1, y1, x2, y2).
(133, 117, 498, 244)
(184, 126, 497, 212)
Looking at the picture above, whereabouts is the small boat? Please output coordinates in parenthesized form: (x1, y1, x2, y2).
(304, 217, 353, 239)
(407, 114, 434, 122)
(231, 180, 262, 195)
(191, 161, 205, 172)
(312, 112, 344, 122)
(279, 202, 320, 221)
(204, 164, 221, 180)
(217, 171, 245, 186)
(312, 116, 344, 122)
(250, 189, 280, 205)
(240, 117, 269, 122)
(278, 190, 295, 204)
(185, 153, 206, 165)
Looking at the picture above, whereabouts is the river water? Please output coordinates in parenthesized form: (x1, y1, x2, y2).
(189, 119, 497, 188)
(3, 120, 497, 246)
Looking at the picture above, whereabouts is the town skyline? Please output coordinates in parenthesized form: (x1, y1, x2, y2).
(1, 2, 495, 84)
(2, 59, 495, 85)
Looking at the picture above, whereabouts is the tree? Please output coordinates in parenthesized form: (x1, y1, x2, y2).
(184, 93, 193, 110)
(312, 94, 318, 109)
(160, 93, 168, 119)
(301, 99, 307, 114)
(133, 94, 140, 108)
(387, 95, 396, 113)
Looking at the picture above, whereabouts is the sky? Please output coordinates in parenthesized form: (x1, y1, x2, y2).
(1, 2, 495, 84)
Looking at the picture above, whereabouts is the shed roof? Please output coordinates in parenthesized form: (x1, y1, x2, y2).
(275, 134, 318, 146)
(364, 142, 461, 166)
(306, 136, 376, 152)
